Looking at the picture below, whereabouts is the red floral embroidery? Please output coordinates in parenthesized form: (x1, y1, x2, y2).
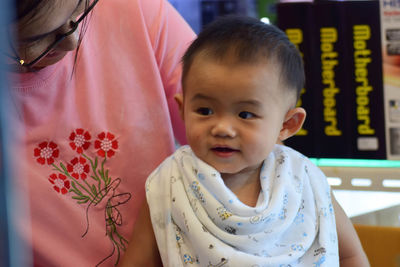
(35, 129, 130, 266)
(69, 128, 91, 154)
(33, 141, 59, 165)
(94, 132, 118, 157)
(67, 157, 90, 180)
(48, 173, 70, 194)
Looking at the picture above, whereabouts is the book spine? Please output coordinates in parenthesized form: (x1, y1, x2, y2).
(277, 2, 319, 157)
(313, 1, 351, 158)
(344, 0, 386, 159)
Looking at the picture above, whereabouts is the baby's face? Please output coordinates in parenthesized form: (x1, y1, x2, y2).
(179, 55, 295, 176)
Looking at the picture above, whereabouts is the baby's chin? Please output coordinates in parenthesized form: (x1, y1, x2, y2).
(200, 161, 239, 176)
(218, 165, 263, 179)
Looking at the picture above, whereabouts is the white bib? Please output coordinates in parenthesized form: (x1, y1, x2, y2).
(146, 145, 338, 267)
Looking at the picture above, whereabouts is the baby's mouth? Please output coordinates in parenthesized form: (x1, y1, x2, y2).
(212, 147, 237, 152)
(211, 147, 240, 157)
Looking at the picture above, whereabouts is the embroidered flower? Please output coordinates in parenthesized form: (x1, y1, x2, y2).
(34, 141, 59, 165)
(48, 173, 70, 194)
(94, 132, 118, 157)
(67, 156, 90, 180)
(38, 129, 129, 266)
(69, 128, 91, 154)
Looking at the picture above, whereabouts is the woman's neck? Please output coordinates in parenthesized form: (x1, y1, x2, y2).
(8, 64, 44, 73)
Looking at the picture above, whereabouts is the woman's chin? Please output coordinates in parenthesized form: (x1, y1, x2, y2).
(33, 51, 68, 69)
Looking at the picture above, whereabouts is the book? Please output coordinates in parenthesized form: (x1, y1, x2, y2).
(313, 1, 352, 158)
(277, 0, 386, 159)
(277, 2, 321, 158)
(343, 0, 386, 159)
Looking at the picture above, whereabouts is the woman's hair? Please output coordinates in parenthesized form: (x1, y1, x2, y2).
(14, 0, 45, 22)
(181, 15, 305, 100)
(13, 0, 93, 72)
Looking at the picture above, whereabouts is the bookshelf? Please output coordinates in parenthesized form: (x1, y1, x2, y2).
(312, 158, 400, 192)
(313, 159, 400, 220)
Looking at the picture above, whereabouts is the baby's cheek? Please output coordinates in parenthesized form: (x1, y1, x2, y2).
(187, 134, 204, 152)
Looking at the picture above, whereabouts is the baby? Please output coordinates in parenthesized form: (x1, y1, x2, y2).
(122, 15, 369, 267)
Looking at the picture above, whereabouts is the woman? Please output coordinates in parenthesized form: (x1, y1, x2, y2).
(5, 0, 195, 265)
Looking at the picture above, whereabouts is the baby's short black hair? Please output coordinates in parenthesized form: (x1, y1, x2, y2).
(182, 15, 305, 100)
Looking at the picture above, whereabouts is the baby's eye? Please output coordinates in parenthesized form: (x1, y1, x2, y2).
(238, 111, 255, 119)
(196, 107, 213, 116)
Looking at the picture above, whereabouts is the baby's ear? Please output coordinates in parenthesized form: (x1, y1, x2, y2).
(278, 107, 306, 141)
(174, 93, 184, 120)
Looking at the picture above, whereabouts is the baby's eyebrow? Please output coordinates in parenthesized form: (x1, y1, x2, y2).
(190, 93, 214, 102)
(20, 0, 83, 43)
(191, 94, 263, 108)
(235, 99, 263, 107)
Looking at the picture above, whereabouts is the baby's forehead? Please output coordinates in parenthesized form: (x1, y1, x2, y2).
(188, 53, 285, 86)
(196, 46, 276, 65)
(184, 58, 296, 102)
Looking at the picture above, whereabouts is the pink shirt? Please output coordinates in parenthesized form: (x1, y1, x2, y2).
(8, 0, 195, 265)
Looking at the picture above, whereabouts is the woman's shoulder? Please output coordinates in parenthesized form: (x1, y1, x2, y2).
(98, 0, 171, 21)
(95, 0, 193, 46)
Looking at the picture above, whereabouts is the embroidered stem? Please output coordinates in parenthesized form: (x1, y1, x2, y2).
(70, 178, 95, 200)
(100, 155, 108, 185)
(83, 153, 101, 183)
(52, 163, 96, 200)
(105, 203, 127, 266)
(83, 153, 107, 199)
(84, 179, 104, 204)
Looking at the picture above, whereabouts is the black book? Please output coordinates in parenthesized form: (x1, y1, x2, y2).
(313, 1, 351, 158)
(342, 0, 386, 159)
(277, 2, 320, 158)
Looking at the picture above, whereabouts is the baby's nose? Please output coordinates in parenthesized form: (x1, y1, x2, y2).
(210, 120, 236, 138)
